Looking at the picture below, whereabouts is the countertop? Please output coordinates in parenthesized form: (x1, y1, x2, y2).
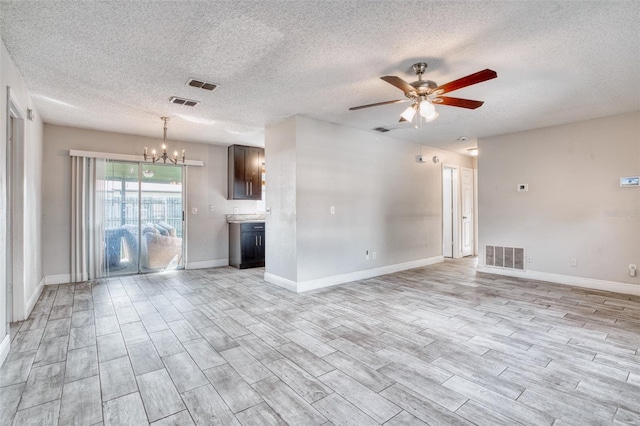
(226, 214, 266, 224)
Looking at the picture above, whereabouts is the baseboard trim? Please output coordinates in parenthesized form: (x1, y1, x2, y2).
(0, 334, 10, 367)
(185, 259, 229, 270)
(477, 265, 640, 296)
(44, 274, 72, 285)
(263, 273, 299, 292)
(24, 277, 45, 318)
(265, 256, 444, 293)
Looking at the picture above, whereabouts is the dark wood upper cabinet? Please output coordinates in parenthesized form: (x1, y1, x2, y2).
(228, 145, 264, 200)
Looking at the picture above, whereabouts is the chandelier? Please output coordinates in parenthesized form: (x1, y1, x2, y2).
(143, 117, 185, 164)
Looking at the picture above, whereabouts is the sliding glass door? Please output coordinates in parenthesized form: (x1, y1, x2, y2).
(102, 161, 184, 276)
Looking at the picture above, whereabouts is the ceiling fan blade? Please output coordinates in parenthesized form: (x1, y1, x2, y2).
(349, 99, 408, 111)
(434, 69, 497, 95)
(432, 96, 484, 109)
(380, 76, 416, 95)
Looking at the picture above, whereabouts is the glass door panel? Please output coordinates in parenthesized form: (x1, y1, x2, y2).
(140, 164, 183, 273)
(103, 162, 140, 276)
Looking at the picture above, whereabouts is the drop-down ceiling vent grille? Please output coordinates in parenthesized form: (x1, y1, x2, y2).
(485, 245, 525, 271)
(186, 78, 218, 91)
(169, 96, 199, 107)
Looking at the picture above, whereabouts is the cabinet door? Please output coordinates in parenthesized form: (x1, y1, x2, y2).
(246, 147, 262, 200)
(241, 231, 259, 263)
(232, 146, 248, 199)
(255, 230, 265, 260)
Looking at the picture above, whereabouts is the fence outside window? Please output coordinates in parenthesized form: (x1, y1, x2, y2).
(104, 196, 183, 237)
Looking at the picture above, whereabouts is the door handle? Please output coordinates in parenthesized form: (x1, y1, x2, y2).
(245, 182, 249, 195)
(255, 235, 258, 246)
(259, 235, 262, 246)
(250, 182, 253, 196)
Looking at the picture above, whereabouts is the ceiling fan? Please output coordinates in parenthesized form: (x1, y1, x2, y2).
(349, 63, 497, 123)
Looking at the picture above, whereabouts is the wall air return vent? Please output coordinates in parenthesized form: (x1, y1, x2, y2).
(485, 245, 525, 271)
(186, 78, 218, 91)
(169, 96, 199, 107)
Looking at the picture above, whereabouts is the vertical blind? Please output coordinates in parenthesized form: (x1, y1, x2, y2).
(70, 156, 105, 282)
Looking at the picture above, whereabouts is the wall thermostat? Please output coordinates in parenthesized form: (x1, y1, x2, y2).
(620, 176, 639, 187)
(517, 184, 529, 192)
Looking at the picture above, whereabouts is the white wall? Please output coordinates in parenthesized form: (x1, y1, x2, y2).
(265, 115, 474, 291)
(1, 38, 44, 363)
(478, 111, 640, 291)
(264, 118, 298, 282)
(41, 124, 258, 280)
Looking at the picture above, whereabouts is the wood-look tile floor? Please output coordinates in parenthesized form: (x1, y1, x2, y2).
(2, 258, 640, 425)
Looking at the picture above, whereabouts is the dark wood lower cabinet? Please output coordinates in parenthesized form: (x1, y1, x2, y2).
(229, 222, 265, 269)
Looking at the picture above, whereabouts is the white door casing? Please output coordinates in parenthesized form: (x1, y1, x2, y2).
(442, 168, 453, 258)
(461, 167, 474, 257)
(442, 164, 460, 258)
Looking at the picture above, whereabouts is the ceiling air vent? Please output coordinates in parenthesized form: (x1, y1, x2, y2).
(169, 96, 199, 107)
(373, 127, 390, 133)
(186, 78, 218, 91)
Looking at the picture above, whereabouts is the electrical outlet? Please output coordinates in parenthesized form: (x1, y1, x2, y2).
(191, 207, 198, 215)
(209, 205, 215, 212)
(527, 256, 532, 263)
(233, 207, 239, 214)
(630, 264, 637, 277)
(330, 206, 335, 215)
(570, 258, 577, 267)
(266, 206, 271, 215)
(372, 252, 377, 260)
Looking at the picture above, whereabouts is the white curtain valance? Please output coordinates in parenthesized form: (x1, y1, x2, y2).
(69, 149, 204, 167)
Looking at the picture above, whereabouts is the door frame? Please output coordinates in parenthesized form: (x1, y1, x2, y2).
(474, 168, 478, 256)
(441, 164, 461, 259)
(6, 87, 26, 323)
(461, 167, 475, 257)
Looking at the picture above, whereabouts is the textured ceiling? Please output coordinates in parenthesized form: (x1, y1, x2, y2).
(1, 1, 639, 154)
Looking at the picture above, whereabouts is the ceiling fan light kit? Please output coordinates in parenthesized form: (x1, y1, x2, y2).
(400, 104, 417, 121)
(350, 62, 497, 126)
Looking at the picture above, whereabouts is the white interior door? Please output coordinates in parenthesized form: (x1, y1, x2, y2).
(461, 167, 474, 257)
(442, 168, 453, 258)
